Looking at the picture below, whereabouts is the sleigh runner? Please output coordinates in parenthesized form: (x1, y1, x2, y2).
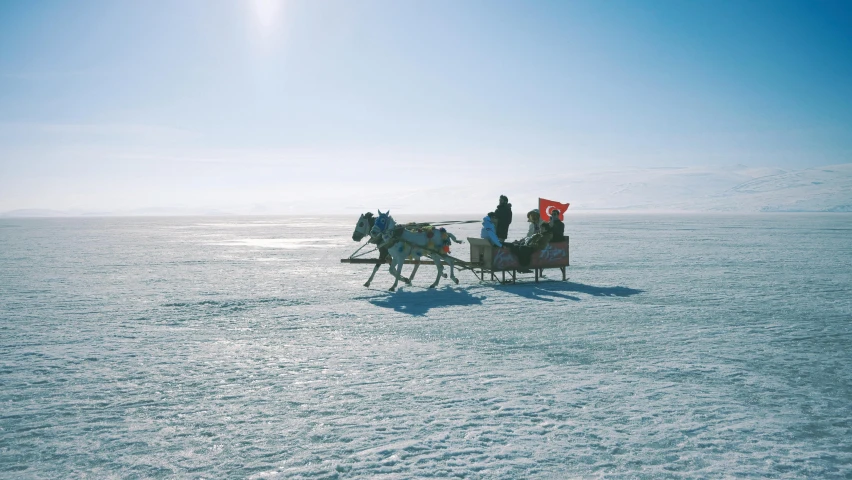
(341, 238, 569, 285)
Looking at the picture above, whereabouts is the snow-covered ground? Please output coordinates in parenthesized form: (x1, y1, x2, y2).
(1, 214, 851, 478)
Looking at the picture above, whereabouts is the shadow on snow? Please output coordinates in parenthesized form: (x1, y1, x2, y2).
(496, 281, 643, 302)
(355, 281, 642, 313)
(358, 286, 485, 316)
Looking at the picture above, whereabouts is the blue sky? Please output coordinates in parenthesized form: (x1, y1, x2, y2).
(1, 0, 850, 212)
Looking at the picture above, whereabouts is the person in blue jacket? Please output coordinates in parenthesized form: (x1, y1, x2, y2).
(480, 212, 503, 247)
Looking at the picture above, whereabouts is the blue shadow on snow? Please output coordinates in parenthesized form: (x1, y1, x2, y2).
(498, 281, 643, 302)
(359, 286, 485, 316)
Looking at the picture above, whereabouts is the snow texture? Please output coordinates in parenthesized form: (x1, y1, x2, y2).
(1, 214, 851, 478)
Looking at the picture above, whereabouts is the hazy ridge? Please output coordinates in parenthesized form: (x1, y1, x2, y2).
(3, 163, 850, 216)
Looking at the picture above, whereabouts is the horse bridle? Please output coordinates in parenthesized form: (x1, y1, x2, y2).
(372, 213, 390, 236)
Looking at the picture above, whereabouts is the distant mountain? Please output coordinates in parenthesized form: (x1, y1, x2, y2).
(3, 163, 850, 216)
(711, 164, 852, 212)
(1, 209, 76, 217)
(0, 207, 234, 218)
(472, 163, 852, 213)
(119, 207, 234, 216)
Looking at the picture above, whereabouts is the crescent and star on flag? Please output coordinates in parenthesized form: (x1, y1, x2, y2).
(539, 198, 570, 221)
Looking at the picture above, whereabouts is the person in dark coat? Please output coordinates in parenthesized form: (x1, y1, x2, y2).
(494, 195, 512, 242)
(549, 209, 565, 242)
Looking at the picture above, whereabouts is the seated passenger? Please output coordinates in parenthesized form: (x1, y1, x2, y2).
(527, 222, 553, 250)
(510, 223, 553, 271)
(549, 209, 565, 242)
(514, 209, 542, 246)
(480, 212, 502, 247)
(525, 209, 541, 238)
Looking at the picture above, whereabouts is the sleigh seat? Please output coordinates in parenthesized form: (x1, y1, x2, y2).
(466, 238, 569, 284)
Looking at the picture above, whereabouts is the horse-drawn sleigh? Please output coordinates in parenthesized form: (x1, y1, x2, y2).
(343, 211, 570, 290)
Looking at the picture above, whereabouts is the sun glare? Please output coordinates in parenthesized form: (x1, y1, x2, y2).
(250, 0, 284, 34)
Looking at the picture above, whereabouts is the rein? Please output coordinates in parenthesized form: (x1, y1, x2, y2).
(349, 241, 377, 259)
(410, 219, 479, 227)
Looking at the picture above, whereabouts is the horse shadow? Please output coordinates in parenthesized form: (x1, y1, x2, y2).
(497, 281, 643, 302)
(359, 286, 485, 316)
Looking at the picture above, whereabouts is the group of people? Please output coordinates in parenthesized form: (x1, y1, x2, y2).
(480, 195, 565, 270)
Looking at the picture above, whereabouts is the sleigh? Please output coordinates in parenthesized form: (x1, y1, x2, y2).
(466, 238, 570, 284)
(343, 212, 569, 289)
(341, 238, 570, 286)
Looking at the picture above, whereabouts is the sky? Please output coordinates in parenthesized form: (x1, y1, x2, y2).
(1, 0, 851, 214)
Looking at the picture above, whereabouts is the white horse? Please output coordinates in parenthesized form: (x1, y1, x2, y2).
(370, 210, 464, 291)
(351, 212, 421, 288)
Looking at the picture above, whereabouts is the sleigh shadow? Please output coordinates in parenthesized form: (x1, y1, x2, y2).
(498, 281, 643, 302)
(364, 287, 485, 316)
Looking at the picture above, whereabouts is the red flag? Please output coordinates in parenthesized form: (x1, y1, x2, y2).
(539, 198, 570, 221)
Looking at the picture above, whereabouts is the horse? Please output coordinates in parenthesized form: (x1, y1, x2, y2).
(370, 210, 464, 291)
(351, 212, 421, 288)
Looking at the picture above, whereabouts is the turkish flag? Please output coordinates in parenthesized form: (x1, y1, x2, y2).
(539, 198, 570, 221)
